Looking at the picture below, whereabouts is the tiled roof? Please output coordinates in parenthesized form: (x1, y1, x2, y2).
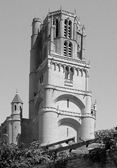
(11, 91, 23, 104)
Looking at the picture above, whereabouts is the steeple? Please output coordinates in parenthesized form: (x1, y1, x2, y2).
(11, 91, 23, 104)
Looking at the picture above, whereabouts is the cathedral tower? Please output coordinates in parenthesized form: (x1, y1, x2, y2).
(29, 9, 96, 144)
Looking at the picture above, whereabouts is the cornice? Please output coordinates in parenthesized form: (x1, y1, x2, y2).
(49, 53, 90, 68)
(36, 55, 89, 80)
(34, 84, 92, 106)
(44, 84, 92, 96)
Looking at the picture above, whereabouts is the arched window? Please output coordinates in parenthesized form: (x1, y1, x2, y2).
(65, 66, 69, 79)
(70, 67, 74, 80)
(15, 105, 17, 111)
(53, 19, 55, 25)
(67, 128, 69, 137)
(91, 111, 93, 114)
(40, 75, 43, 84)
(64, 19, 67, 37)
(56, 19, 59, 37)
(68, 42, 72, 57)
(67, 99, 69, 107)
(64, 19, 72, 38)
(68, 21, 72, 38)
(64, 41, 67, 56)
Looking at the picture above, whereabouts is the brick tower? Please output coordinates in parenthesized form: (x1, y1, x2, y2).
(29, 9, 96, 145)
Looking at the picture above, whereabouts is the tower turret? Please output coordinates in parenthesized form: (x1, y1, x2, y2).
(10, 91, 23, 144)
(31, 18, 41, 48)
(29, 18, 42, 119)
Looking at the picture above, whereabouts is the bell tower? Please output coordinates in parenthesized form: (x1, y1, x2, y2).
(29, 9, 96, 144)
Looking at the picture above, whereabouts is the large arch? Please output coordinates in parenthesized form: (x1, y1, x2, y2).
(54, 94, 85, 114)
(58, 118, 81, 142)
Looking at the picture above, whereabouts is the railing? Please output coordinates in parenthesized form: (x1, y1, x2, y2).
(82, 113, 96, 118)
(49, 9, 75, 18)
(39, 107, 96, 118)
(50, 53, 88, 65)
(59, 109, 81, 117)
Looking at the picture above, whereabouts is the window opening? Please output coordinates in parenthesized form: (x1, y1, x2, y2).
(40, 75, 43, 84)
(15, 105, 17, 111)
(64, 20, 67, 37)
(70, 67, 74, 80)
(64, 41, 67, 56)
(68, 42, 72, 57)
(56, 19, 59, 37)
(91, 111, 93, 115)
(68, 21, 72, 38)
(65, 66, 69, 79)
(67, 99, 69, 108)
(67, 128, 69, 137)
(53, 20, 55, 25)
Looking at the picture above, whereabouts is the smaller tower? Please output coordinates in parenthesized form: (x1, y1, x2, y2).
(10, 91, 23, 144)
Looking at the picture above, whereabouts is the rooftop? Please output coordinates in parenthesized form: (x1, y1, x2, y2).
(11, 91, 23, 104)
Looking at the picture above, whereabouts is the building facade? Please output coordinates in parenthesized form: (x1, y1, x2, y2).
(29, 9, 97, 145)
(0, 9, 97, 146)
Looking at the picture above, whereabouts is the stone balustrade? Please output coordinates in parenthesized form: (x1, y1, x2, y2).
(39, 107, 96, 119)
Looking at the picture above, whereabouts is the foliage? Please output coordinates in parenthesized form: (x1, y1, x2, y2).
(0, 141, 68, 168)
(1, 128, 117, 168)
(84, 127, 117, 167)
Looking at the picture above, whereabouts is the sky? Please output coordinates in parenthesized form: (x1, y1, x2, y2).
(0, 0, 117, 130)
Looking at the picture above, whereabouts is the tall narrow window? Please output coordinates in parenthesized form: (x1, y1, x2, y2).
(15, 105, 17, 111)
(53, 19, 55, 25)
(70, 67, 74, 80)
(64, 20, 67, 37)
(56, 19, 59, 37)
(64, 41, 67, 56)
(68, 42, 72, 57)
(67, 99, 69, 107)
(67, 128, 69, 137)
(68, 21, 72, 38)
(40, 75, 43, 84)
(65, 66, 69, 79)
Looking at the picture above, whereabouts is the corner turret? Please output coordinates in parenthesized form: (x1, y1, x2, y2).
(10, 91, 23, 144)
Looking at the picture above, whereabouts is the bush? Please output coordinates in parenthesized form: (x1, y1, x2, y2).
(85, 128, 117, 167)
(0, 141, 68, 168)
(1, 128, 117, 168)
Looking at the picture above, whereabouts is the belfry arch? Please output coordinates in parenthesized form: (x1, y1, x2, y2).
(54, 94, 85, 114)
(54, 94, 85, 142)
(58, 118, 81, 142)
